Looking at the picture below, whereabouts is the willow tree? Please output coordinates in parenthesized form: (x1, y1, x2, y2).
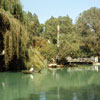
(0, 9, 29, 70)
(0, 0, 24, 22)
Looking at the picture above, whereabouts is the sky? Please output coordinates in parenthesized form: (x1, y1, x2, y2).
(21, 0, 100, 24)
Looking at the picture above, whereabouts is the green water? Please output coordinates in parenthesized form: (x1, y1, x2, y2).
(0, 68, 100, 100)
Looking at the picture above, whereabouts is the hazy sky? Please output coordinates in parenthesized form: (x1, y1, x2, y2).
(21, 0, 100, 24)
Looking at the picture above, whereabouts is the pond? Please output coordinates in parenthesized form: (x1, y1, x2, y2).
(0, 66, 100, 100)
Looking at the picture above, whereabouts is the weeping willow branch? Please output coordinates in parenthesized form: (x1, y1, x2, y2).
(0, 9, 29, 68)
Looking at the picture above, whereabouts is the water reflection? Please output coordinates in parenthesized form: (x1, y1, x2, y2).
(73, 93, 78, 100)
(2, 82, 6, 88)
(67, 65, 99, 72)
(39, 92, 46, 100)
(0, 67, 100, 100)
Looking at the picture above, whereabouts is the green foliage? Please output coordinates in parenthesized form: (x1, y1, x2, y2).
(45, 16, 73, 42)
(39, 24, 45, 34)
(0, 0, 24, 22)
(22, 12, 41, 46)
(39, 42, 57, 63)
(44, 15, 79, 62)
(58, 32, 80, 60)
(26, 48, 47, 70)
(31, 13, 40, 36)
(0, 33, 3, 54)
(29, 36, 57, 63)
(23, 12, 40, 36)
(76, 7, 100, 57)
(1, 1, 100, 71)
(0, 9, 29, 69)
(76, 7, 100, 35)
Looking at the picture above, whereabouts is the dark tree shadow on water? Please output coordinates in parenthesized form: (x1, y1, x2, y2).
(14, 94, 40, 100)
